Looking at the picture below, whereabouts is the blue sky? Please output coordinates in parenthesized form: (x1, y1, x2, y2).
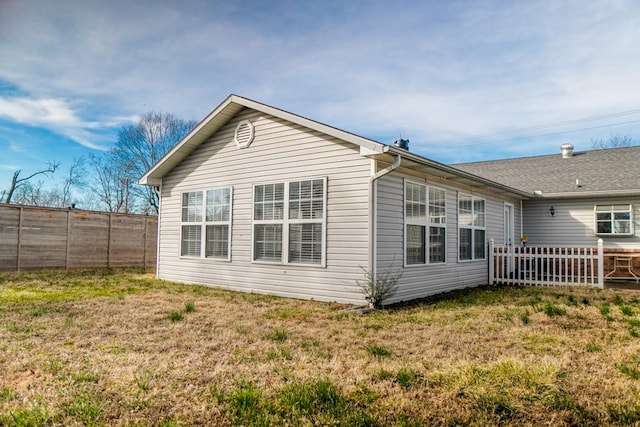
(1, 0, 640, 191)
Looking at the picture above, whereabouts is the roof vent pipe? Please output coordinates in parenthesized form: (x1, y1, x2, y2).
(561, 143, 574, 158)
(394, 138, 409, 150)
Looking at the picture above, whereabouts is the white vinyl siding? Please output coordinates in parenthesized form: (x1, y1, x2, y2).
(158, 109, 370, 304)
(377, 171, 520, 305)
(404, 180, 446, 265)
(522, 198, 640, 248)
(252, 178, 326, 265)
(180, 187, 232, 260)
(459, 193, 485, 261)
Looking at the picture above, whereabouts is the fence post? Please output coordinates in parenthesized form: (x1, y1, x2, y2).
(16, 206, 23, 272)
(597, 238, 604, 289)
(143, 216, 148, 268)
(107, 213, 112, 268)
(488, 238, 494, 285)
(65, 210, 71, 270)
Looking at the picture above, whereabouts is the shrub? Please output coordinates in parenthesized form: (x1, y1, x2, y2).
(356, 266, 401, 309)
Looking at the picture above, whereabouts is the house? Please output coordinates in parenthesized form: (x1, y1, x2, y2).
(139, 94, 532, 305)
(454, 144, 640, 281)
(454, 144, 640, 248)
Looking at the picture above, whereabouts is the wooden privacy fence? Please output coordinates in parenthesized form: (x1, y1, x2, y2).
(0, 204, 157, 271)
(489, 239, 604, 288)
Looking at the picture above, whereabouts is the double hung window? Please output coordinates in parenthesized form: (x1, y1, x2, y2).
(595, 204, 633, 235)
(404, 180, 446, 265)
(458, 194, 485, 260)
(253, 178, 326, 266)
(180, 187, 232, 259)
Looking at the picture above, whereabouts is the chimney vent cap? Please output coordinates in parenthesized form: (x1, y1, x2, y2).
(561, 143, 574, 158)
(394, 138, 409, 150)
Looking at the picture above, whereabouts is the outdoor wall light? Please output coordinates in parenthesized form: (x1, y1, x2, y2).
(549, 206, 555, 217)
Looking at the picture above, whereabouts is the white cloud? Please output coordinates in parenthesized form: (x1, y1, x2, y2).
(0, 96, 117, 150)
(0, 97, 78, 127)
(0, 164, 20, 171)
(0, 0, 639, 163)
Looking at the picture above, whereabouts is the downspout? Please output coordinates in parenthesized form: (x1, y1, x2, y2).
(369, 154, 402, 283)
(155, 182, 162, 278)
(519, 199, 523, 241)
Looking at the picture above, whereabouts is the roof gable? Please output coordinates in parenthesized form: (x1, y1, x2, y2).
(139, 95, 385, 185)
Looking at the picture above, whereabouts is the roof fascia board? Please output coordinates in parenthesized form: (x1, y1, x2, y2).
(384, 146, 532, 199)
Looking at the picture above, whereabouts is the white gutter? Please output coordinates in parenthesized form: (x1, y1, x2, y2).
(534, 189, 640, 199)
(369, 154, 402, 283)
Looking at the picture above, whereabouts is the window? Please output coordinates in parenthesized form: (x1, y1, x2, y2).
(458, 194, 485, 261)
(180, 188, 232, 259)
(429, 187, 446, 263)
(253, 183, 285, 262)
(181, 192, 202, 257)
(595, 204, 633, 235)
(253, 178, 326, 265)
(205, 189, 231, 258)
(404, 180, 446, 265)
(405, 181, 426, 265)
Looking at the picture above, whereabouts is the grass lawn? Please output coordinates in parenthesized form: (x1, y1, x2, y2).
(1, 270, 640, 426)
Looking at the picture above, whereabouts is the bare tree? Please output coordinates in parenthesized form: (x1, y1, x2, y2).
(591, 134, 634, 149)
(60, 157, 86, 207)
(2, 161, 59, 204)
(111, 112, 196, 214)
(87, 153, 131, 213)
(8, 158, 86, 208)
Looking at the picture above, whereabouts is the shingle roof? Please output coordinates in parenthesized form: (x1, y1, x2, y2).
(452, 145, 640, 197)
(139, 94, 531, 198)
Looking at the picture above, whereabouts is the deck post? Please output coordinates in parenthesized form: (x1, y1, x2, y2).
(488, 238, 494, 285)
(597, 238, 604, 288)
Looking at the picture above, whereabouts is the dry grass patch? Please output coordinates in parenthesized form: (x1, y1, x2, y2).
(1, 270, 640, 425)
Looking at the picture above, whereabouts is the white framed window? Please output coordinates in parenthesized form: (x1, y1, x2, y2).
(595, 204, 633, 235)
(252, 178, 326, 266)
(404, 180, 446, 266)
(253, 183, 285, 262)
(180, 187, 232, 260)
(458, 193, 485, 261)
(429, 187, 446, 263)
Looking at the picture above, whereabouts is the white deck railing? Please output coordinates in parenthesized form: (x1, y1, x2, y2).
(489, 239, 604, 288)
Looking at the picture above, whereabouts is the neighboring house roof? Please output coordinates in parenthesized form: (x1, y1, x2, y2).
(453, 145, 640, 198)
(139, 94, 530, 199)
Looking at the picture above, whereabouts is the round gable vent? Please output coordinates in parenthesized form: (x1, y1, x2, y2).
(234, 119, 255, 149)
